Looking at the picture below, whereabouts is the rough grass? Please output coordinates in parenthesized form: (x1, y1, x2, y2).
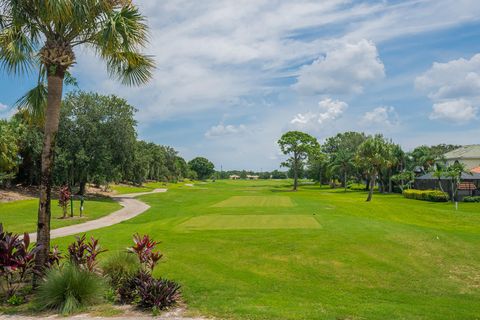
(34, 180, 480, 319)
(179, 214, 321, 230)
(212, 196, 294, 207)
(0, 198, 120, 234)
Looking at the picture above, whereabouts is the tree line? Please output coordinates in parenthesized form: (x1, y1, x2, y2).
(278, 130, 461, 201)
(0, 91, 191, 192)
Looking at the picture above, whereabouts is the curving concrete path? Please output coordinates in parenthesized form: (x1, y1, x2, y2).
(28, 189, 167, 242)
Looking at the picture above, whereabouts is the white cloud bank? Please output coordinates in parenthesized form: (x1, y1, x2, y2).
(291, 97, 347, 127)
(361, 106, 399, 127)
(205, 123, 248, 138)
(416, 54, 480, 122)
(293, 40, 385, 95)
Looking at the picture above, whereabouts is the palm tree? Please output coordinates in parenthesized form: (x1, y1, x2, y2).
(0, 0, 154, 278)
(356, 135, 392, 202)
(328, 149, 355, 191)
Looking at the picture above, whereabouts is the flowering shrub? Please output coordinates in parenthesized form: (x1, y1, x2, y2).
(128, 233, 163, 272)
(0, 225, 40, 298)
(68, 234, 107, 272)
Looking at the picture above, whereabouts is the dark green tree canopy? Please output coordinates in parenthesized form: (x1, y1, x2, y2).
(188, 157, 215, 180)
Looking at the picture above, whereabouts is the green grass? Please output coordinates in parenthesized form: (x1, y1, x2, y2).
(110, 181, 172, 194)
(0, 198, 120, 234)
(32, 180, 480, 319)
(212, 196, 294, 207)
(178, 214, 320, 230)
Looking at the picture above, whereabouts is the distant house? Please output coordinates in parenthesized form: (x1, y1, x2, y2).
(414, 145, 480, 200)
(229, 175, 240, 180)
(442, 145, 480, 170)
(246, 175, 259, 180)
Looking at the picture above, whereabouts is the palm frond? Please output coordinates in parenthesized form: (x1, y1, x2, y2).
(0, 26, 35, 75)
(105, 51, 154, 86)
(15, 81, 47, 127)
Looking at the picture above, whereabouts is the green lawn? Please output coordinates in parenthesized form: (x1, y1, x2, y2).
(0, 198, 121, 234)
(45, 180, 480, 319)
(110, 181, 170, 194)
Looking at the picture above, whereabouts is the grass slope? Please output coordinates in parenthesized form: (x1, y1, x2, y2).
(48, 180, 480, 319)
(0, 198, 121, 234)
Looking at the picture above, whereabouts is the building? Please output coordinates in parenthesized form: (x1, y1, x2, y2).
(229, 175, 240, 180)
(442, 145, 480, 170)
(246, 175, 259, 180)
(414, 145, 480, 200)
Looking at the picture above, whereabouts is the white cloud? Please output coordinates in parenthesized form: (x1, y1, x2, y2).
(429, 99, 478, 123)
(205, 123, 248, 138)
(361, 106, 399, 127)
(0, 102, 14, 119)
(293, 39, 385, 95)
(291, 97, 347, 127)
(416, 53, 480, 123)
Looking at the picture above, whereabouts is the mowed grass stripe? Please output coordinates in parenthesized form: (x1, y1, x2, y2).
(212, 196, 293, 207)
(179, 214, 320, 230)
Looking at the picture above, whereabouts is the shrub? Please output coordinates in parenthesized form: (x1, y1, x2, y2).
(403, 189, 449, 202)
(128, 234, 163, 272)
(134, 271, 180, 311)
(68, 234, 107, 272)
(102, 252, 141, 304)
(36, 264, 106, 315)
(464, 196, 480, 203)
(0, 225, 40, 299)
(347, 183, 378, 192)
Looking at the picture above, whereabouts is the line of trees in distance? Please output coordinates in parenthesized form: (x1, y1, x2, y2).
(0, 91, 199, 193)
(277, 130, 461, 201)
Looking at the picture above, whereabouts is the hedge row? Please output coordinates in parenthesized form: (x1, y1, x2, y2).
(348, 183, 378, 191)
(402, 189, 449, 202)
(464, 196, 480, 203)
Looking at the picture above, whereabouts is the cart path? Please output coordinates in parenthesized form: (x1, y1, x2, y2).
(28, 189, 167, 242)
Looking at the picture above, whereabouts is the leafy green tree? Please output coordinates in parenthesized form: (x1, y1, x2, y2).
(0, 0, 154, 274)
(278, 131, 319, 191)
(0, 120, 20, 184)
(54, 92, 137, 193)
(188, 157, 215, 180)
(356, 135, 392, 202)
(328, 149, 355, 191)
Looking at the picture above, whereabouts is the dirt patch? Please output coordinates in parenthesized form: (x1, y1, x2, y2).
(0, 186, 37, 203)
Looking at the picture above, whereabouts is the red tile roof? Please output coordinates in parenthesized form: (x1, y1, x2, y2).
(472, 166, 480, 174)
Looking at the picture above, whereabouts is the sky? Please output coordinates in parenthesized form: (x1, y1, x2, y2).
(2, 0, 480, 170)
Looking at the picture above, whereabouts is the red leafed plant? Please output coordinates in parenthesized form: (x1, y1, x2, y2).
(68, 234, 107, 272)
(0, 224, 41, 298)
(128, 234, 163, 272)
(58, 185, 71, 218)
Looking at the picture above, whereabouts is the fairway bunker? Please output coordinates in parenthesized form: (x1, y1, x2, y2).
(212, 196, 294, 207)
(179, 214, 321, 230)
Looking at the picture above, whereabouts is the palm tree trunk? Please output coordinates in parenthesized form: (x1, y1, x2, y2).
(344, 171, 347, 192)
(366, 174, 376, 202)
(34, 72, 64, 285)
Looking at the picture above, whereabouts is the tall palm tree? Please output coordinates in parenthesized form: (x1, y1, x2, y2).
(356, 135, 392, 202)
(328, 149, 354, 191)
(0, 0, 154, 278)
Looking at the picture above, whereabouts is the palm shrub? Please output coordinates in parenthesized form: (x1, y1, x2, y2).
(36, 264, 106, 315)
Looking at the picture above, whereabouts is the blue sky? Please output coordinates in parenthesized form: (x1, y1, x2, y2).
(2, 0, 480, 170)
